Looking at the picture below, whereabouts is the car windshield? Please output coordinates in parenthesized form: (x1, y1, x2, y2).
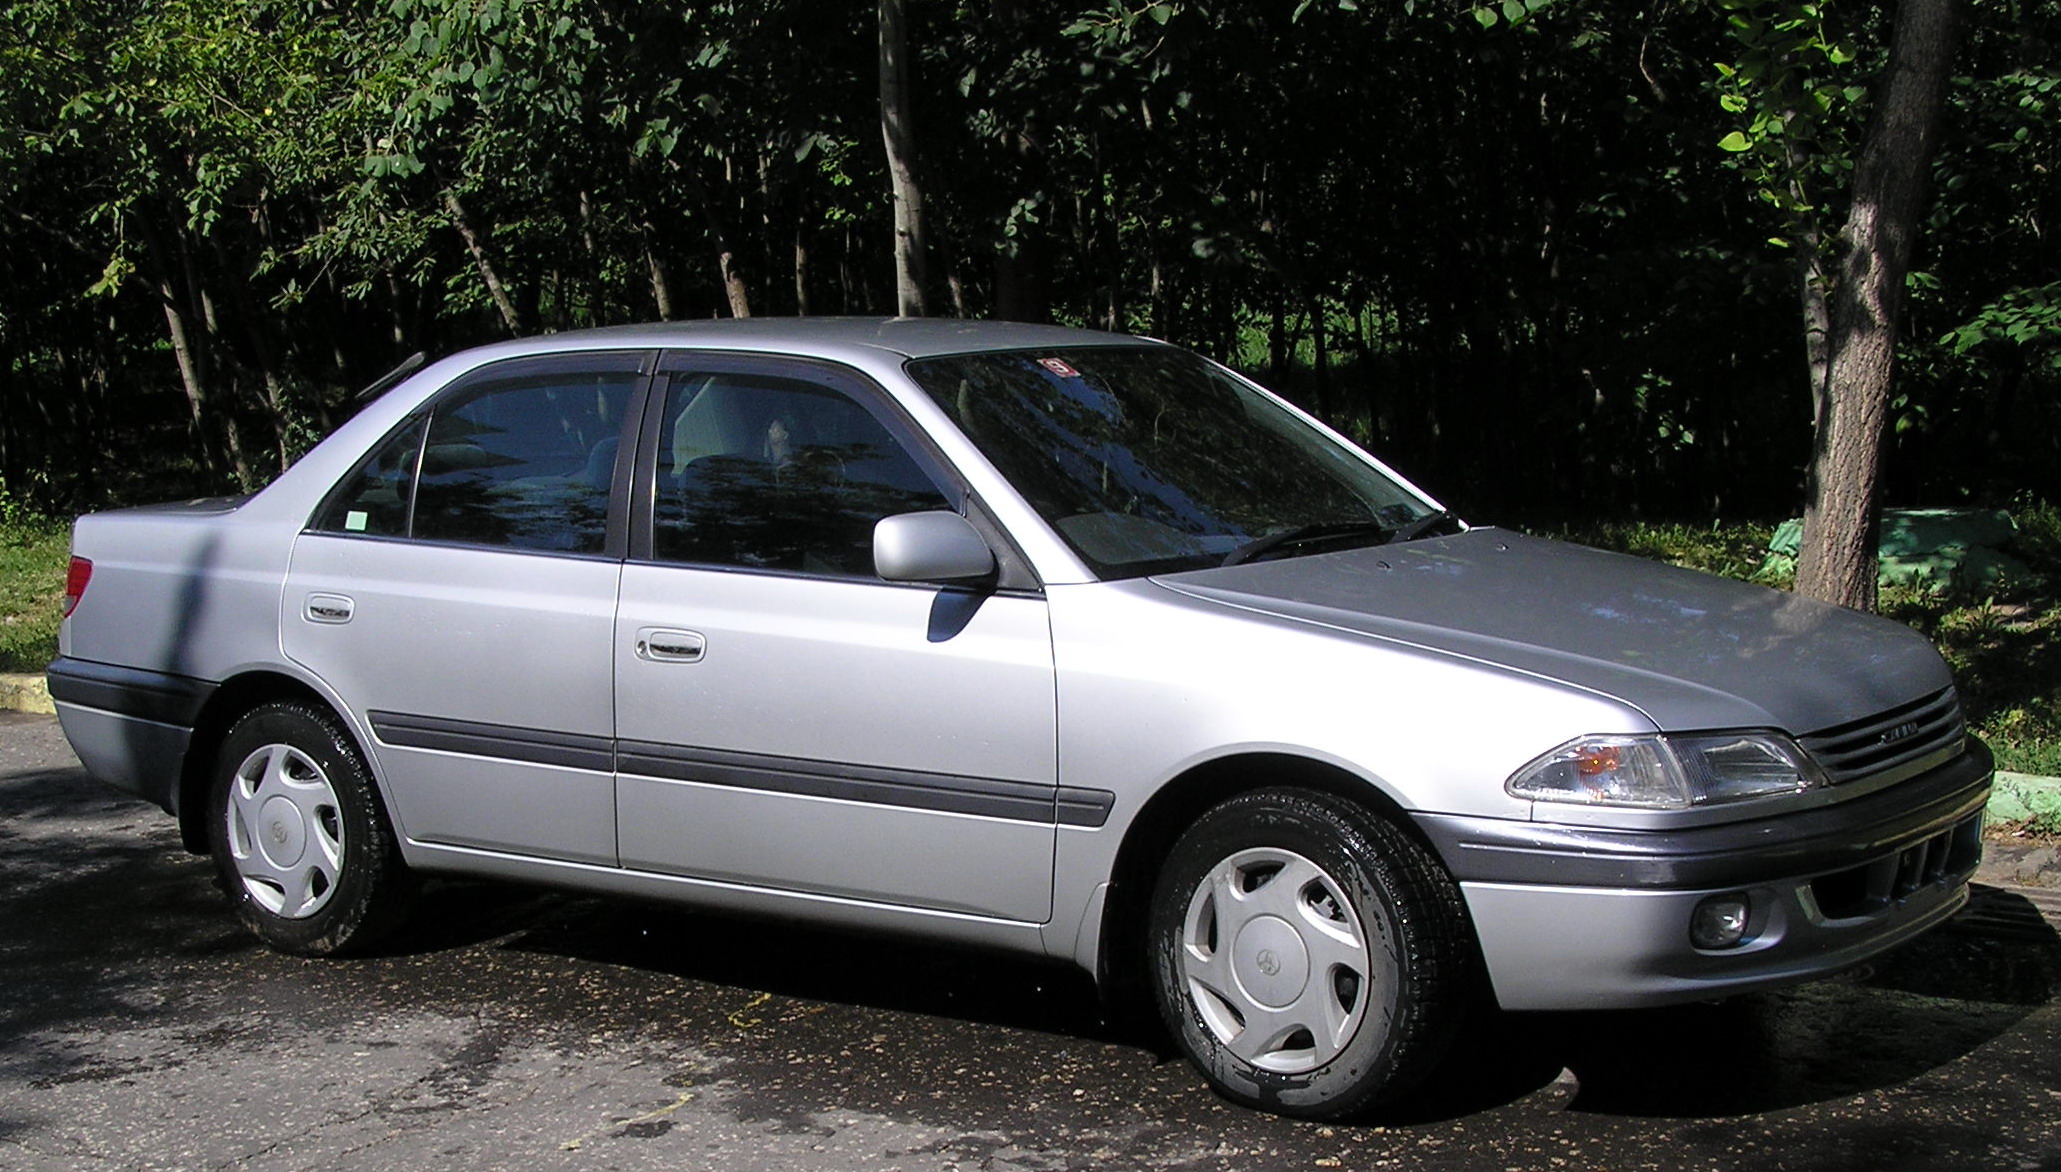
(905, 345, 1444, 578)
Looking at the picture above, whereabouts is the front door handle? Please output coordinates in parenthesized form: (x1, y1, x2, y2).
(635, 627, 706, 663)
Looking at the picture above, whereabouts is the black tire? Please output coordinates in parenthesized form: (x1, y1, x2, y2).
(1148, 787, 1471, 1120)
(207, 701, 413, 955)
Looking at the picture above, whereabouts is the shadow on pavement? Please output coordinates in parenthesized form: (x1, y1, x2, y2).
(7, 751, 2058, 1130)
(1389, 882, 2061, 1122)
(468, 889, 1112, 1041)
(457, 874, 2061, 1125)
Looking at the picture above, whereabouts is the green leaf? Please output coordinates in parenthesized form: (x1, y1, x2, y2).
(1473, 5, 1498, 28)
(1718, 130, 1753, 152)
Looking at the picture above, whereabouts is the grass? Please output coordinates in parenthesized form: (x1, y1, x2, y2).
(1523, 518, 1783, 582)
(0, 514, 66, 674)
(1879, 500, 2061, 781)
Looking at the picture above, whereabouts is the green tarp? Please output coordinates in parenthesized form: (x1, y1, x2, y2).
(1762, 507, 2036, 596)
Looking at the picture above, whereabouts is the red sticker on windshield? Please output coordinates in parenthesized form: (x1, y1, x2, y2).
(1038, 357, 1081, 378)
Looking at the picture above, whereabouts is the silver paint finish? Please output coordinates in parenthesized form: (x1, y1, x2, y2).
(1046, 577, 1638, 822)
(1158, 529, 1954, 735)
(872, 511, 997, 583)
(49, 705, 193, 811)
(57, 503, 300, 683)
(404, 837, 1053, 957)
(613, 563, 1057, 922)
(1037, 575, 1647, 969)
(281, 534, 620, 865)
(1463, 869, 1970, 1010)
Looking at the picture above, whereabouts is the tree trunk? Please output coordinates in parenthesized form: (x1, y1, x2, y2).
(794, 214, 811, 316)
(385, 272, 410, 347)
(646, 241, 676, 321)
(715, 237, 753, 319)
(1309, 299, 1330, 422)
(1269, 295, 1289, 383)
(680, 162, 754, 319)
(1149, 252, 1169, 338)
(879, 0, 929, 316)
(136, 211, 230, 485)
(1795, 0, 1959, 610)
(157, 285, 209, 439)
(443, 189, 525, 336)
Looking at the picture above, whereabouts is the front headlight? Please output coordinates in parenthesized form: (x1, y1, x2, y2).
(1506, 731, 1829, 810)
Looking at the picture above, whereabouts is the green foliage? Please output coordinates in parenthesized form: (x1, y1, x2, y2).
(1946, 283, 2061, 360)
(1707, 0, 1870, 237)
(1889, 4, 2061, 501)
(0, 0, 2055, 522)
(1529, 518, 1782, 580)
(1878, 508, 2061, 779)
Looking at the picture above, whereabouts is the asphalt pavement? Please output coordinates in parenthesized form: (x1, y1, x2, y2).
(3, 710, 2060, 1171)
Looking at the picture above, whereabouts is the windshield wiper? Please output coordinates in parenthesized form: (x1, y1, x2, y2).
(1222, 521, 1391, 567)
(1384, 510, 1457, 545)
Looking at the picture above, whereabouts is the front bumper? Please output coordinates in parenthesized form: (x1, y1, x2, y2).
(1418, 740, 1992, 1010)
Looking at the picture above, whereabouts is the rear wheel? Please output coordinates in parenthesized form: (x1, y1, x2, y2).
(1148, 788, 1469, 1119)
(208, 701, 412, 955)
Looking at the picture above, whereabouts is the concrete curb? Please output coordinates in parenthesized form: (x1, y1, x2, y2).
(0, 670, 2055, 830)
(0, 672, 52, 715)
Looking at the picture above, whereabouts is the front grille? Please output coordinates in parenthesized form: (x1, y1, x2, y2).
(1809, 812, 1983, 920)
(1799, 686, 1966, 786)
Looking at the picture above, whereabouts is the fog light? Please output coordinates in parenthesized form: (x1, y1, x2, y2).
(1691, 894, 1752, 950)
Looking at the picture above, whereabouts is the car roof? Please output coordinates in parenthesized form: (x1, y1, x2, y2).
(463, 317, 1161, 365)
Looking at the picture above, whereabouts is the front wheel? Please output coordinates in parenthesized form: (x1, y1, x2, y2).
(1148, 788, 1470, 1119)
(208, 701, 413, 955)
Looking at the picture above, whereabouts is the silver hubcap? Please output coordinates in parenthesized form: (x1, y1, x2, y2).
(1179, 847, 1371, 1074)
(226, 744, 344, 919)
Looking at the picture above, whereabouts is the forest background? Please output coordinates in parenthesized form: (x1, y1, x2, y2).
(0, 0, 2056, 551)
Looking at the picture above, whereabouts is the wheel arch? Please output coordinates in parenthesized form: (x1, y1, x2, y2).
(175, 670, 351, 855)
(1093, 751, 1455, 1011)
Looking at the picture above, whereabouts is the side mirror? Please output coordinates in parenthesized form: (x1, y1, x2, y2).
(874, 511, 997, 583)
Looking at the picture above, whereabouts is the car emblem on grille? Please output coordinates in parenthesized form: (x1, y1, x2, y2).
(1878, 720, 1921, 746)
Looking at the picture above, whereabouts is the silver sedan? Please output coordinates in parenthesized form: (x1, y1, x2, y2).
(50, 318, 1991, 1120)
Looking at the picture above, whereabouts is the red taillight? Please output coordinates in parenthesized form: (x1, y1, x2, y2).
(62, 556, 92, 618)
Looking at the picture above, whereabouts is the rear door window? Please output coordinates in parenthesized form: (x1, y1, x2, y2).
(314, 358, 640, 555)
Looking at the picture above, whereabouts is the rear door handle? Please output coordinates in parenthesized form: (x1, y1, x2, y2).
(635, 627, 706, 663)
(305, 593, 355, 624)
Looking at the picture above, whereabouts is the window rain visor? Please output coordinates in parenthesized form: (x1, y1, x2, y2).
(905, 346, 1442, 578)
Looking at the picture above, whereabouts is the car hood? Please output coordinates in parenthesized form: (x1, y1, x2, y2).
(1153, 528, 1953, 734)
